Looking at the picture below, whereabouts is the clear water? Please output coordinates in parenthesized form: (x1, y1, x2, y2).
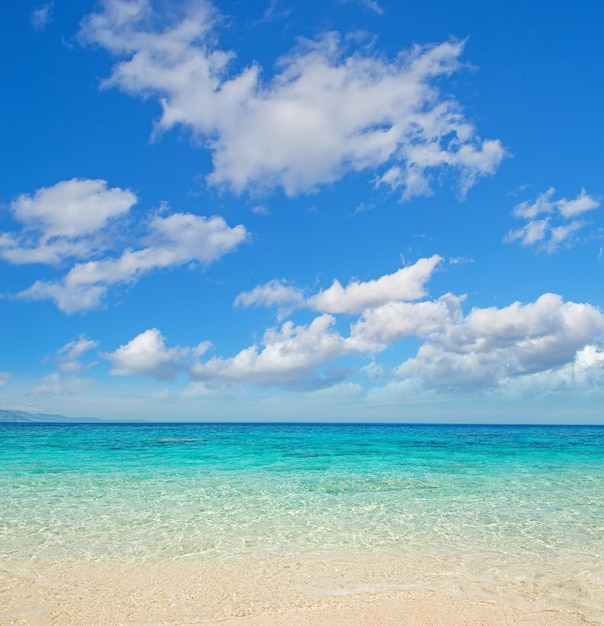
(1, 423, 603, 618)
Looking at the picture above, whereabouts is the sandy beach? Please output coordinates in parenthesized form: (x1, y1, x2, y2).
(1, 556, 598, 626)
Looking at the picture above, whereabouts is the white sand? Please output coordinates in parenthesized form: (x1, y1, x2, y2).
(0, 556, 598, 625)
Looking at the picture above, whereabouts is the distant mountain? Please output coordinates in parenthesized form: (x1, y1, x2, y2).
(0, 409, 103, 423)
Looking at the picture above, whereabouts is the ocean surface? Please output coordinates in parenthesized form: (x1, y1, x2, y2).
(1, 422, 603, 620)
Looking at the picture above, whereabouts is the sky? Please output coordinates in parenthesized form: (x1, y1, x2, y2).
(1, 0, 603, 423)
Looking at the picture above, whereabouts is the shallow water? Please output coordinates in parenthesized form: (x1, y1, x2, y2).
(1, 423, 603, 620)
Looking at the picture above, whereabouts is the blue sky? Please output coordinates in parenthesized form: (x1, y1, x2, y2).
(1, 0, 603, 422)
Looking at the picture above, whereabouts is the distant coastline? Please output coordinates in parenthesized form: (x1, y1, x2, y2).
(2, 410, 604, 426)
(0, 409, 109, 423)
(0, 409, 157, 424)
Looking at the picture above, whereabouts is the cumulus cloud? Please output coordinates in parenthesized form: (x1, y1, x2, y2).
(308, 255, 442, 314)
(104, 328, 208, 380)
(2, 179, 248, 313)
(99, 260, 604, 397)
(234, 255, 443, 318)
(19, 213, 247, 312)
(349, 293, 462, 350)
(104, 318, 350, 390)
(505, 188, 600, 252)
(0, 372, 10, 387)
(106, 256, 450, 390)
(1, 178, 136, 265)
(107, 255, 449, 390)
(498, 344, 604, 396)
(80, 0, 504, 198)
(396, 294, 604, 390)
(190, 315, 350, 389)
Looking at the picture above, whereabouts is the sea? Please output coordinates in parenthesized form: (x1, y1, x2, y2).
(1, 422, 603, 622)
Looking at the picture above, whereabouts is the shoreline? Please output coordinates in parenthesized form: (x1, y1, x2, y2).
(3, 424, 602, 625)
(1, 555, 599, 626)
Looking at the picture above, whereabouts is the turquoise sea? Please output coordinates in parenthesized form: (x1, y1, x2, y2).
(1, 423, 603, 621)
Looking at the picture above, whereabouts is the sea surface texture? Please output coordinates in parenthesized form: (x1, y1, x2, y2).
(1, 423, 603, 622)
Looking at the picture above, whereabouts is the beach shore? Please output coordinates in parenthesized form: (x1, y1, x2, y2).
(3, 425, 602, 626)
(1, 556, 597, 626)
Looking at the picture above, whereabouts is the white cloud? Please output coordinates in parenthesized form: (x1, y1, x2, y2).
(307, 381, 365, 400)
(106, 256, 450, 390)
(512, 187, 556, 219)
(16, 212, 247, 313)
(190, 315, 351, 389)
(0, 372, 10, 387)
(498, 344, 604, 397)
(104, 328, 204, 380)
(32, 372, 92, 395)
(548, 220, 584, 249)
(182, 380, 234, 397)
(557, 188, 600, 218)
(308, 255, 442, 314)
(56, 335, 100, 373)
(234, 255, 443, 317)
(1, 179, 136, 265)
(234, 279, 304, 310)
(104, 257, 449, 390)
(12, 178, 134, 238)
(0, 234, 98, 266)
(349, 293, 462, 350)
(30, 336, 99, 396)
(57, 336, 99, 361)
(105, 317, 351, 391)
(506, 188, 600, 252)
(448, 255, 473, 265)
(31, 3, 53, 31)
(80, 1, 504, 198)
(19, 283, 108, 314)
(505, 219, 549, 247)
(361, 361, 386, 380)
(573, 344, 604, 383)
(396, 294, 604, 390)
(438, 294, 602, 356)
(97, 262, 604, 398)
(3, 179, 247, 313)
(339, 0, 384, 15)
(149, 213, 248, 262)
